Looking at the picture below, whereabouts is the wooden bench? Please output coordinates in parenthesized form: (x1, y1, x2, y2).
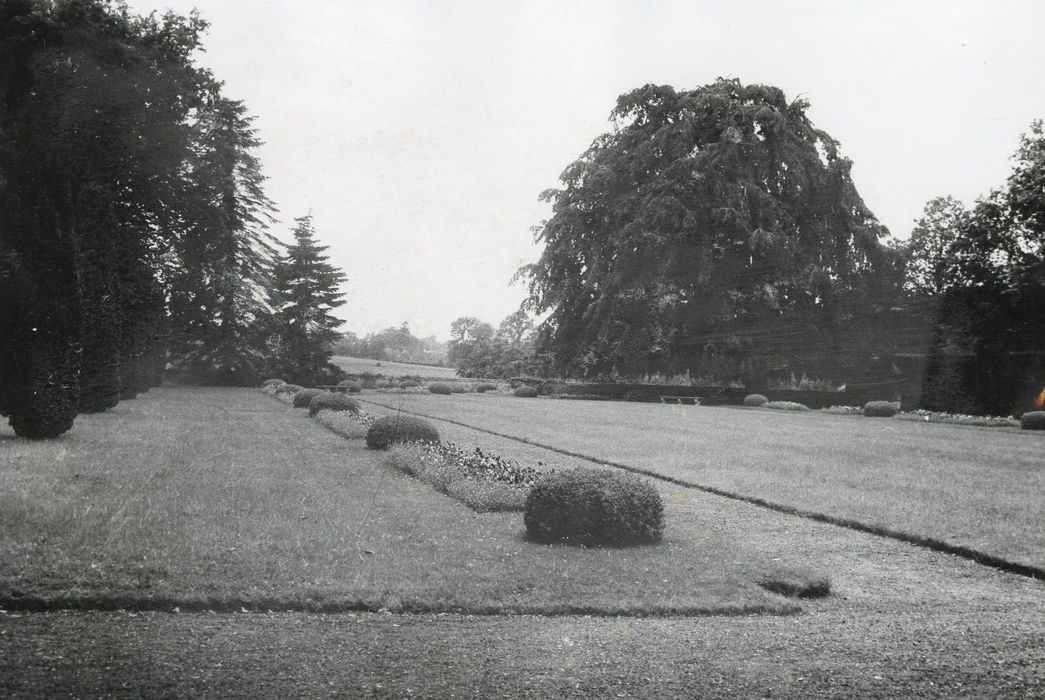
(659, 395, 699, 405)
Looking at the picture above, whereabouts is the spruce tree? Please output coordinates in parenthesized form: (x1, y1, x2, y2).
(268, 215, 347, 385)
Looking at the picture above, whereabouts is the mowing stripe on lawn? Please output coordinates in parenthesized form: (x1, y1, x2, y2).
(360, 397, 1045, 582)
(0, 593, 796, 617)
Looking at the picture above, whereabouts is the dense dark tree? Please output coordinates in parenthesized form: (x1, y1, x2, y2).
(268, 215, 348, 385)
(521, 79, 892, 386)
(167, 97, 280, 386)
(447, 311, 545, 379)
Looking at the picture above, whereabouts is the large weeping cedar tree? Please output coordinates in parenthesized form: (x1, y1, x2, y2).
(268, 215, 347, 385)
(521, 79, 893, 385)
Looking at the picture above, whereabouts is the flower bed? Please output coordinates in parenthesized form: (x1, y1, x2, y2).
(896, 410, 1020, 428)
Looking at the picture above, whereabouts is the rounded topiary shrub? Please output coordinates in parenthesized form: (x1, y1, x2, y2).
(365, 415, 441, 450)
(743, 393, 768, 407)
(399, 379, 420, 389)
(292, 388, 324, 408)
(261, 378, 286, 388)
(475, 383, 497, 393)
(863, 400, 898, 418)
(309, 392, 360, 417)
(275, 383, 303, 396)
(337, 380, 363, 394)
(525, 469, 664, 546)
(428, 383, 453, 395)
(514, 386, 538, 398)
(1021, 411, 1045, 430)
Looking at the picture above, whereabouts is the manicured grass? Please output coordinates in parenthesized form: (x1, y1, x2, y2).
(330, 355, 459, 379)
(0, 387, 810, 615)
(360, 394, 1045, 570)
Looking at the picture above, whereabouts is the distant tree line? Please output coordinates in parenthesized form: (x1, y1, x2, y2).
(518, 79, 1043, 414)
(1, 0, 346, 438)
(333, 323, 448, 367)
(446, 311, 553, 379)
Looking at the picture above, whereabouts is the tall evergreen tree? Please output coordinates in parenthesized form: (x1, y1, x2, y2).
(268, 215, 347, 385)
(166, 97, 280, 386)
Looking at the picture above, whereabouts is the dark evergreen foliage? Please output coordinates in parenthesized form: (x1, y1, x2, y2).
(268, 215, 348, 386)
(308, 392, 360, 417)
(365, 415, 440, 450)
(521, 79, 893, 384)
(524, 469, 664, 546)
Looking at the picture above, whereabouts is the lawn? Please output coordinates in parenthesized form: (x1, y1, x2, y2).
(0, 386, 813, 615)
(359, 392, 1045, 570)
(329, 355, 459, 379)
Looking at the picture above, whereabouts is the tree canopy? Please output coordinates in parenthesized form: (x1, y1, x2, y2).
(521, 78, 892, 384)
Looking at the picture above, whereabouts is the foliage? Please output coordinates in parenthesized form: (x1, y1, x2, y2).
(292, 388, 324, 408)
(524, 469, 664, 546)
(308, 393, 360, 417)
(862, 401, 898, 417)
(385, 442, 535, 512)
(514, 386, 538, 398)
(274, 383, 303, 395)
(428, 383, 453, 395)
(764, 401, 810, 411)
(743, 394, 769, 407)
(1020, 411, 1045, 431)
(262, 378, 287, 387)
(520, 78, 893, 383)
(896, 410, 1020, 428)
(333, 324, 448, 366)
(447, 311, 551, 379)
(475, 383, 498, 393)
(267, 215, 348, 386)
(365, 415, 440, 450)
(337, 380, 362, 393)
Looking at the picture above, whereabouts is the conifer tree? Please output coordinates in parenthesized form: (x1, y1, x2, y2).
(268, 215, 347, 385)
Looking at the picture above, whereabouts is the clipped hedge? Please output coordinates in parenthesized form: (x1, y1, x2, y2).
(743, 393, 768, 407)
(261, 378, 286, 387)
(524, 468, 664, 546)
(309, 392, 361, 417)
(398, 380, 420, 389)
(365, 415, 441, 450)
(475, 383, 497, 393)
(863, 400, 898, 418)
(274, 383, 303, 396)
(428, 383, 453, 395)
(514, 386, 538, 398)
(1021, 411, 1045, 431)
(292, 388, 324, 408)
(337, 379, 363, 394)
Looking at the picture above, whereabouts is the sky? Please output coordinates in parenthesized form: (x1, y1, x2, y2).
(128, 0, 1045, 340)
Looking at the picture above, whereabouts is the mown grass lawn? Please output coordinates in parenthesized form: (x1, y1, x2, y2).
(361, 393, 1045, 570)
(329, 355, 458, 379)
(0, 386, 811, 615)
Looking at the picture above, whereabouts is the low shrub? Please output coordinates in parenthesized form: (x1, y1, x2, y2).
(1021, 411, 1045, 431)
(524, 468, 663, 546)
(623, 389, 644, 402)
(365, 415, 440, 450)
(514, 386, 538, 398)
(764, 400, 810, 412)
(384, 442, 536, 512)
(863, 400, 898, 418)
(821, 405, 863, 415)
(475, 383, 497, 393)
(313, 410, 370, 440)
(428, 383, 453, 395)
(274, 383, 303, 396)
(450, 384, 469, 393)
(743, 393, 768, 407)
(309, 392, 360, 417)
(292, 388, 324, 408)
(398, 380, 420, 389)
(261, 378, 286, 387)
(896, 410, 1020, 427)
(337, 380, 363, 394)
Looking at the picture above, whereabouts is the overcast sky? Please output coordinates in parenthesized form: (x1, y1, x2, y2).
(129, 0, 1045, 340)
